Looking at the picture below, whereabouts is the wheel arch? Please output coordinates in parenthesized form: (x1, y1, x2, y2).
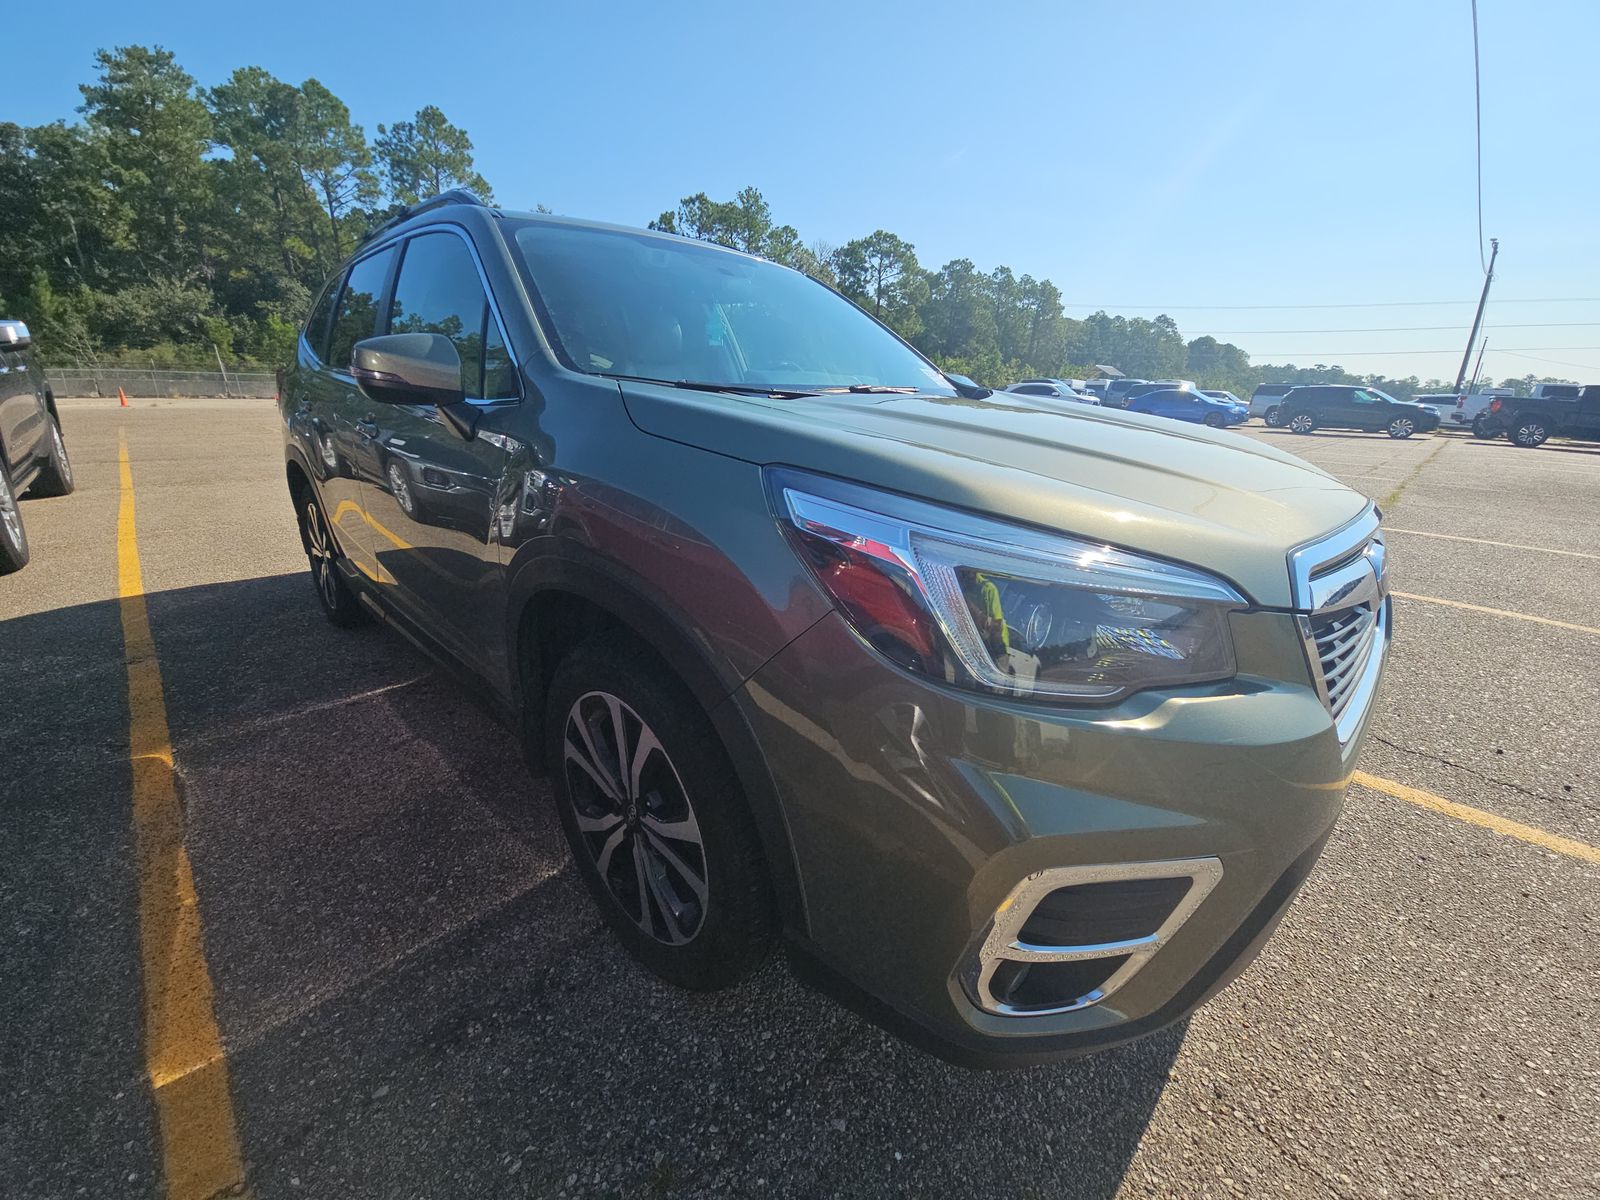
(509, 550, 810, 935)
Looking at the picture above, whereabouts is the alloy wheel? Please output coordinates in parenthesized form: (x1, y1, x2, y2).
(563, 690, 707, 945)
(0, 470, 20, 548)
(1289, 414, 1315, 433)
(1389, 418, 1414, 439)
(1515, 422, 1547, 447)
(304, 499, 340, 610)
(387, 461, 415, 517)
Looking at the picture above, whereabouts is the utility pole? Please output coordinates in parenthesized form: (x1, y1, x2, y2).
(1465, 337, 1488, 396)
(1453, 237, 1498, 393)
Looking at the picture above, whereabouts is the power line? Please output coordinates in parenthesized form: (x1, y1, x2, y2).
(1196, 322, 1600, 335)
(1495, 349, 1600, 372)
(1059, 297, 1600, 311)
(1471, 0, 1487, 273)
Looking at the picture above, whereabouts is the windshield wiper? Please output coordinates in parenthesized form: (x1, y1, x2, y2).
(600, 373, 819, 399)
(832, 384, 921, 394)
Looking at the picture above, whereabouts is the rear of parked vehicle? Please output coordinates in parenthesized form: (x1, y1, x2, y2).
(279, 195, 1391, 1067)
(0, 320, 75, 573)
(1482, 388, 1600, 447)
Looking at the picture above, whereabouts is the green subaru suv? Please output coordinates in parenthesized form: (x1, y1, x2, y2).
(280, 192, 1389, 1067)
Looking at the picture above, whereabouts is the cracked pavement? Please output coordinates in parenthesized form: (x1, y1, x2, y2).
(2, 401, 1596, 1199)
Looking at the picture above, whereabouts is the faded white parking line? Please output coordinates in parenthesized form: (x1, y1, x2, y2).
(1392, 592, 1600, 637)
(1385, 527, 1600, 561)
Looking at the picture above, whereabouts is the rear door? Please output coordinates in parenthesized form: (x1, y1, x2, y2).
(0, 345, 48, 476)
(1572, 389, 1600, 438)
(356, 227, 520, 678)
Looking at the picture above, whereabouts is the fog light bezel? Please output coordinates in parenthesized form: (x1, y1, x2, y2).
(964, 857, 1225, 1017)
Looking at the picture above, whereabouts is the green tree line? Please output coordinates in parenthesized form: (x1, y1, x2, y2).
(0, 45, 492, 371)
(1, 46, 1569, 398)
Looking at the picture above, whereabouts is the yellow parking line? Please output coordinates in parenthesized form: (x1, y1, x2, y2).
(1384, 527, 1600, 561)
(1390, 591, 1600, 637)
(117, 434, 249, 1200)
(1351, 771, 1600, 865)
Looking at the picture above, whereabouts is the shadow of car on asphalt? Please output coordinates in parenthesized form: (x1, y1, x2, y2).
(2, 570, 1183, 1199)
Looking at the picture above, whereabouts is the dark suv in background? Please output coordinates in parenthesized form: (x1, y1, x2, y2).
(1279, 384, 1441, 439)
(0, 320, 75, 573)
(280, 192, 1389, 1066)
(1481, 387, 1600, 447)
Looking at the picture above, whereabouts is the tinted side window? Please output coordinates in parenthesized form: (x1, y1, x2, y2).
(1013, 384, 1048, 395)
(328, 248, 397, 372)
(304, 276, 341, 362)
(390, 231, 516, 399)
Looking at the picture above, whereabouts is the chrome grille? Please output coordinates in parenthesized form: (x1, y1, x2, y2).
(1308, 602, 1379, 719)
(1289, 507, 1390, 745)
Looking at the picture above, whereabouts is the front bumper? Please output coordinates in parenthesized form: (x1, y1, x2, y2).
(738, 606, 1375, 1066)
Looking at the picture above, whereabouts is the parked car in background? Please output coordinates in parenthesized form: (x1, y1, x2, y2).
(1007, 379, 1100, 405)
(1127, 388, 1248, 428)
(1480, 387, 1600, 447)
(279, 193, 1388, 1067)
(0, 319, 75, 573)
(1122, 380, 1197, 406)
(1249, 383, 1297, 426)
(1279, 385, 1441, 439)
(1081, 379, 1112, 403)
(1200, 389, 1245, 407)
(1100, 377, 1150, 408)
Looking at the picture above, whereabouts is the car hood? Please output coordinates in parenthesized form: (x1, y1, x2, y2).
(620, 383, 1370, 607)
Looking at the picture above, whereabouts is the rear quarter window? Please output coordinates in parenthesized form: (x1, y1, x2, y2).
(303, 277, 341, 363)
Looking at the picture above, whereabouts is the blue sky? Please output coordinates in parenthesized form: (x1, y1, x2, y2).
(10, 0, 1598, 383)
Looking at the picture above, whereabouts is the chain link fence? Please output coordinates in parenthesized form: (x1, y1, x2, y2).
(46, 365, 278, 399)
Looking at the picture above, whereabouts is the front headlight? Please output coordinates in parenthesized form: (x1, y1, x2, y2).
(770, 469, 1246, 703)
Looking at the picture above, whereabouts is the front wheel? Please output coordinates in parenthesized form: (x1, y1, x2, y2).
(297, 491, 368, 626)
(0, 462, 30, 574)
(544, 636, 776, 991)
(1202, 412, 1226, 428)
(29, 415, 75, 497)
(1288, 413, 1316, 434)
(1264, 406, 1284, 427)
(1387, 417, 1416, 439)
(1510, 418, 1550, 448)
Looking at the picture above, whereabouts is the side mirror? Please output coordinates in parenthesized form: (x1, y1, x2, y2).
(351, 333, 464, 408)
(0, 319, 32, 351)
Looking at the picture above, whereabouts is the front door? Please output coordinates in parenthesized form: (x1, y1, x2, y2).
(310, 245, 398, 583)
(356, 228, 521, 682)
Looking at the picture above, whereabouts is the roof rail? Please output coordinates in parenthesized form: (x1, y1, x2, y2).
(360, 189, 489, 246)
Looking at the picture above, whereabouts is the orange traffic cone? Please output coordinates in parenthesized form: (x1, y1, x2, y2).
(118, 387, 128, 407)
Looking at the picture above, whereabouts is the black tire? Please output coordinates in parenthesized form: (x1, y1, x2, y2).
(1264, 406, 1284, 427)
(0, 460, 30, 574)
(1386, 416, 1416, 439)
(1288, 412, 1316, 434)
(1471, 415, 1496, 439)
(1202, 412, 1226, 428)
(1510, 417, 1550, 448)
(296, 489, 368, 626)
(544, 635, 776, 990)
(28, 414, 74, 497)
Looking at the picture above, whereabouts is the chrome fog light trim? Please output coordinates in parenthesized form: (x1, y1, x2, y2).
(968, 857, 1224, 1018)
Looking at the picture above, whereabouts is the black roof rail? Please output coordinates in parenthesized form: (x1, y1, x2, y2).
(360, 189, 489, 246)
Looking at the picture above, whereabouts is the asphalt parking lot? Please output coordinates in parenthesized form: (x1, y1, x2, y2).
(2, 398, 1596, 1200)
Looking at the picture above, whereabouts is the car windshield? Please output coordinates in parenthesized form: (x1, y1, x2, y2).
(509, 222, 955, 395)
(1356, 388, 1401, 403)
